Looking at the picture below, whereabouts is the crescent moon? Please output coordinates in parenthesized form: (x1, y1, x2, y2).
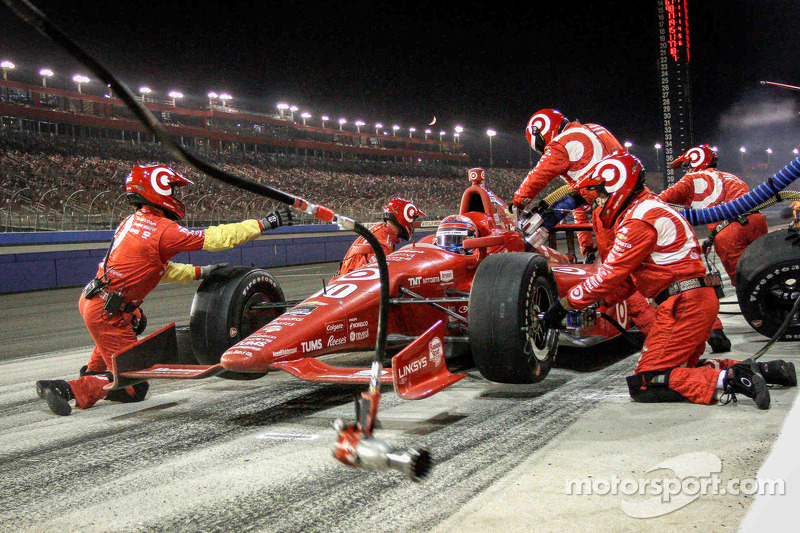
(428, 116, 436, 125)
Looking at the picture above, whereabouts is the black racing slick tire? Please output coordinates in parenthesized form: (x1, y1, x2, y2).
(189, 266, 286, 379)
(468, 253, 560, 384)
(735, 229, 800, 340)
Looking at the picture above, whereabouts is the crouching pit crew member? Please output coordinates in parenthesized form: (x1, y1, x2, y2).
(336, 197, 424, 276)
(541, 150, 795, 409)
(36, 165, 294, 416)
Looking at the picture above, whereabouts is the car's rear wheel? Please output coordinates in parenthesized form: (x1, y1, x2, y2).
(736, 228, 800, 340)
(468, 253, 559, 383)
(189, 266, 286, 379)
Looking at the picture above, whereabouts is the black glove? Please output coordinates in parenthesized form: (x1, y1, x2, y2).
(131, 310, 147, 335)
(199, 262, 229, 279)
(541, 298, 569, 329)
(261, 206, 294, 231)
(582, 247, 597, 264)
(701, 238, 714, 255)
(786, 226, 800, 246)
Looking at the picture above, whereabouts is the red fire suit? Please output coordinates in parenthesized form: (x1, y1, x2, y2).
(566, 191, 737, 404)
(71, 206, 266, 409)
(337, 222, 399, 276)
(573, 205, 656, 335)
(512, 121, 623, 252)
(658, 169, 768, 284)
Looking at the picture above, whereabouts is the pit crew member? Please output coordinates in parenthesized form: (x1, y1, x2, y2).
(509, 108, 622, 250)
(542, 150, 795, 408)
(337, 197, 424, 275)
(658, 144, 768, 285)
(36, 165, 294, 416)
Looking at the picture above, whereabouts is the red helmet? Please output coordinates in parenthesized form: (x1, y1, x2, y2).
(576, 149, 645, 229)
(525, 109, 568, 154)
(669, 144, 718, 171)
(125, 165, 193, 220)
(383, 197, 425, 240)
(436, 214, 477, 254)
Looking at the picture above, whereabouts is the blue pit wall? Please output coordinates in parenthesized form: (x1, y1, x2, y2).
(0, 225, 436, 294)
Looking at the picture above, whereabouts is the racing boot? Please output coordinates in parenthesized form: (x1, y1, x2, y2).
(80, 365, 149, 403)
(721, 359, 770, 410)
(757, 360, 797, 387)
(36, 379, 74, 416)
(707, 329, 732, 354)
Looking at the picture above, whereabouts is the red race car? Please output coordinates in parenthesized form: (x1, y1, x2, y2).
(109, 173, 633, 400)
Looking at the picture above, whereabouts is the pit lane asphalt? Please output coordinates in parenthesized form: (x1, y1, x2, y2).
(0, 260, 797, 532)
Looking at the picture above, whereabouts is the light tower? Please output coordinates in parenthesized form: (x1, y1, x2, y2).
(39, 68, 54, 87)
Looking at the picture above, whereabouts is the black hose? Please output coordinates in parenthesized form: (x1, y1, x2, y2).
(753, 293, 800, 361)
(597, 312, 643, 348)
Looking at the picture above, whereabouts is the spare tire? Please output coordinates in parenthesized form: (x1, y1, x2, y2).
(189, 266, 286, 379)
(735, 228, 800, 340)
(468, 253, 559, 384)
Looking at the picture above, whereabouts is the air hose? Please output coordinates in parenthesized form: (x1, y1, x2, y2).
(677, 157, 800, 225)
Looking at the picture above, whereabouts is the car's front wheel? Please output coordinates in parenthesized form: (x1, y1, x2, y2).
(468, 253, 559, 384)
(189, 266, 286, 379)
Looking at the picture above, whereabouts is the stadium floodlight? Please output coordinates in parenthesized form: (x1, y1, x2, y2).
(487, 129, 497, 166)
(321, 115, 329, 128)
(39, 68, 54, 87)
(740, 146, 746, 169)
(424, 129, 432, 140)
(374, 122, 383, 134)
(289, 105, 298, 120)
(794, 148, 799, 156)
(453, 125, 464, 142)
(439, 130, 446, 142)
(138, 86, 152, 103)
(392, 124, 400, 136)
(767, 147, 773, 167)
(1, 60, 15, 81)
(654, 143, 662, 171)
(219, 93, 232, 107)
(301, 112, 311, 125)
(338, 117, 347, 130)
(72, 74, 90, 93)
(355, 120, 365, 133)
(409, 127, 416, 138)
(168, 91, 184, 106)
(624, 141, 633, 149)
(277, 102, 289, 117)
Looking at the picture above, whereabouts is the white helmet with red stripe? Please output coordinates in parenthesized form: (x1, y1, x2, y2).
(669, 144, 718, 171)
(525, 109, 569, 154)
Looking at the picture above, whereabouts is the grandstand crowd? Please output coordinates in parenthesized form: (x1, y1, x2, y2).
(0, 131, 526, 231)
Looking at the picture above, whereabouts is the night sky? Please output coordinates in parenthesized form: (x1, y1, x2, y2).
(2, 0, 800, 170)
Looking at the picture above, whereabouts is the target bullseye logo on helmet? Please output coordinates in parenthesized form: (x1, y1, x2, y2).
(403, 203, 418, 223)
(528, 113, 550, 136)
(599, 159, 628, 193)
(150, 166, 176, 196)
(687, 147, 704, 166)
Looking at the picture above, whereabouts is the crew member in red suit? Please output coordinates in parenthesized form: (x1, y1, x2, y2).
(509, 108, 622, 251)
(659, 144, 768, 285)
(36, 165, 293, 415)
(576, 189, 730, 351)
(541, 150, 795, 409)
(337, 197, 424, 275)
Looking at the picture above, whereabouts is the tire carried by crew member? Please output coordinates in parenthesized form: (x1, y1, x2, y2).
(190, 266, 286, 379)
(468, 253, 559, 384)
(735, 228, 800, 340)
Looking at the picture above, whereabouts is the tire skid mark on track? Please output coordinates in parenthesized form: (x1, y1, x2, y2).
(122, 359, 633, 533)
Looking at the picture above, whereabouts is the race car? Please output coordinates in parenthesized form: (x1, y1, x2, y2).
(108, 173, 633, 400)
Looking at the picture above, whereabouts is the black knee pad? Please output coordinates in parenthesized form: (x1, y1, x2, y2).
(627, 370, 688, 403)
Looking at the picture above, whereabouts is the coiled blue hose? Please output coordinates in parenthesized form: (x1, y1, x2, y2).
(676, 157, 800, 226)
